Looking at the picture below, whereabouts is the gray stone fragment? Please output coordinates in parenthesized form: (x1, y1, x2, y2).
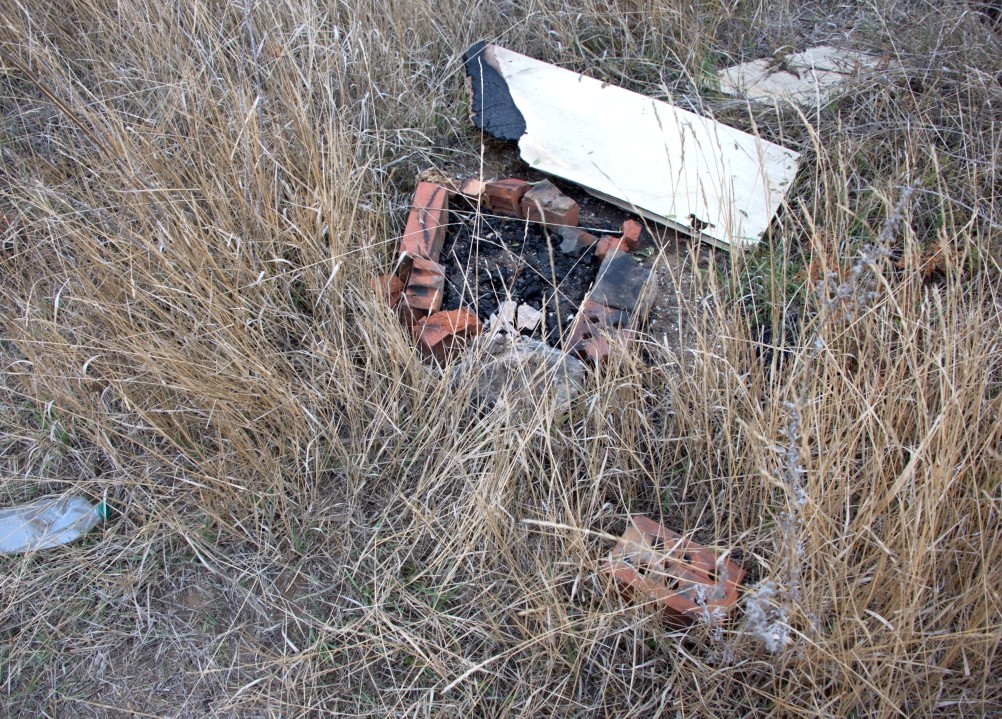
(486, 300, 518, 334)
(462, 335, 586, 414)
(516, 304, 542, 332)
(557, 226, 597, 256)
(560, 235, 584, 256)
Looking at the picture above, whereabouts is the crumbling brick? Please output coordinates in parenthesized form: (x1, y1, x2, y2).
(484, 178, 530, 217)
(567, 300, 630, 363)
(413, 308, 481, 363)
(399, 255, 446, 323)
(620, 219, 642, 250)
(604, 515, 745, 628)
(595, 235, 630, 261)
(400, 182, 451, 261)
(459, 178, 488, 200)
(520, 180, 579, 228)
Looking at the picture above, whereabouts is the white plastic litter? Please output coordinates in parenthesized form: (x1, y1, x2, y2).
(0, 495, 107, 554)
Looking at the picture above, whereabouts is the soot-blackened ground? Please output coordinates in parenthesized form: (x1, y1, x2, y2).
(440, 209, 618, 347)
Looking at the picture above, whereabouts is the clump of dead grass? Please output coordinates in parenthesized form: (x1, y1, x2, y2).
(0, 1, 1000, 716)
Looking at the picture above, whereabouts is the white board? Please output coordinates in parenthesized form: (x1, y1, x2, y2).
(473, 45, 801, 250)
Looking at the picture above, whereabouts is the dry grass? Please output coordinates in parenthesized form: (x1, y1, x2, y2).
(1, 0, 1000, 716)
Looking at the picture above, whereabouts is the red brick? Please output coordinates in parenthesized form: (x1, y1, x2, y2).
(399, 256, 446, 323)
(413, 309, 481, 363)
(595, 219, 642, 260)
(595, 235, 630, 261)
(371, 273, 404, 309)
(576, 334, 611, 364)
(584, 300, 631, 329)
(459, 178, 487, 199)
(484, 179, 530, 217)
(567, 300, 630, 363)
(400, 182, 451, 261)
(393, 253, 415, 284)
(520, 180, 579, 228)
(604, 515, 745, 628)
(620, 219, 642, 250)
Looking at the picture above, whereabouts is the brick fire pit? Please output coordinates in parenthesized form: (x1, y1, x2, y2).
(373, 177, 657, 367)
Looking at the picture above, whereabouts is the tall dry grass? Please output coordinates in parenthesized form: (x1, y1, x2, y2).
(0, 0, 1000, 716)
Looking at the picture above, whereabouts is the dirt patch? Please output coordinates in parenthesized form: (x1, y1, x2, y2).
(643, 238, 703, 361)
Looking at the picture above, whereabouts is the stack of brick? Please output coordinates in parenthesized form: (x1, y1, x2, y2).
(372, 181, 481, 363)
(375, 177, 587, 364)
(376, 176, 656, 367)
(461, 178, 580, 228)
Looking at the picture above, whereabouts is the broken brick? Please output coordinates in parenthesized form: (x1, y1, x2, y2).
(576, 334, 612, 364)
(400, 182, 451, 261)
(520, 180, 579, 228)
(620, 219, 642, 250)
(595, 235, 630, 261)
(567, 300, 630, 363)
(393, 252, 415, 284)
(566, 222, 656, 364)
(399, 256, 446, 323)
(595, 219, 642, 260)
(484, 178, 530, 217)
(459, 178, 488, 200)
(413, 308, 481, 363)
(604, 515, 745, 628)
(588, 300, 631, 328)
(371, 273, 404, 309)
